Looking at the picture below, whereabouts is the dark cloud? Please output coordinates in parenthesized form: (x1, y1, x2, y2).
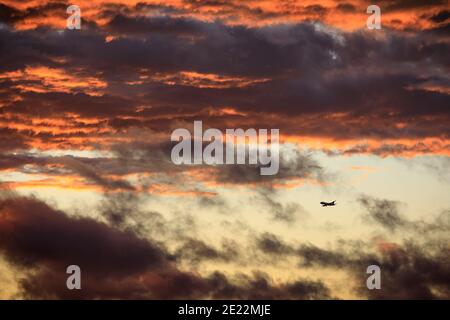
(336, 3, 357, 13)
(174, 238, 239, 264)
(249, 199, 450, 299)
(196, 194, 229, 214)
(0, 13, 448, 147)
(0, 193, 332, 299)
(340, 142, 450, 157)
(429, 10, 450, 23)
(1, 0, 449, 301)
(7, 91, 137, 118)
(0, 140, 324, 196)
(0, 194, 167, 275)
(257, 188, 304, 223)
(0, 3, 21, 24)
(256, 232, 295, 256)
(0, 1, 68, 26)
(358, 196, 407, 232)
(302, 4, 327, 15)
(0, 130, 28, 152)
(366, 242, 450, 299)
(374, 0, 448, 12)
(358, 195, 450, 234)
(106, 14, 208, 36)
(98, 192, 142, 227)
(59, 156, 135, 191)
(214, 148, 324, 185)
(202, 271, 331, 300)
(298, 243, 353, 268)
(297, 239, 450, 299)
(100, 140, 326, 190)
(415, 156, 450, 183)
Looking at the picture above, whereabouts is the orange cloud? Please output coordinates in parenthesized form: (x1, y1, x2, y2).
(3, 0, 447, 31)
(0, 66, 107, 96)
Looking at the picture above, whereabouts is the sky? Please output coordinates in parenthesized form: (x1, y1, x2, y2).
(0, 0, 449, 299)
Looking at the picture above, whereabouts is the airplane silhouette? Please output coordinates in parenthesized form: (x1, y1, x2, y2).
(320, 200, 336, 207)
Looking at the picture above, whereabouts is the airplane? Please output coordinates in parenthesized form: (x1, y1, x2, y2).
(320, 200, 336, 207)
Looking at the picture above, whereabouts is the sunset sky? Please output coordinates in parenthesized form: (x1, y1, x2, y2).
(0, 0, 449, 299)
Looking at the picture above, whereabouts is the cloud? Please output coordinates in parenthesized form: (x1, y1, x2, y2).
(174, 238, 239, 265)
(411, 156, 450, 183)
(366, 241, 450, 299)
(60, 156, 135, 191)
(256, 232, 295, 256)
(0, 128, 29, 152)
(358, 196, 407, 232)
(256, 188, 305, 223)
(0, 13, 448, 155)
(0, 1, 449, 300)
(0, 193, 167, 274)
(200, 271, 332, 300)
(106, 14, 208, 36)
(375, 0, 448, 12)
(297, 239, 450, 299)
(298, 243, 352, 268)
(359, 194, 450, 234)
(246, 197, 450, 299)
(98, 191, 143, 227)
(336, 3, 357, 13)
(429, 10, 450, 23)
(213, 147, 325, 185)
(0, 193, 332, 299)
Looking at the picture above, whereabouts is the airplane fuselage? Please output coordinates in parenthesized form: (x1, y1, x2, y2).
(321, 201, 336, 207)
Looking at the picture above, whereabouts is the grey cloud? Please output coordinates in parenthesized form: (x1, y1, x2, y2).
(358, 196, 407, 232)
